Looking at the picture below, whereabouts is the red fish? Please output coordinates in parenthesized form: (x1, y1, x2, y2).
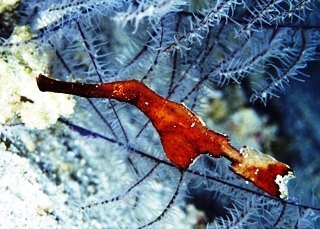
(37, 74, 294, 198)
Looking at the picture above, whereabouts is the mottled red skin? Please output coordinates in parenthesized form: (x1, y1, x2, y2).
(36, 74, 292, 198)
(231, 160, 291, 197)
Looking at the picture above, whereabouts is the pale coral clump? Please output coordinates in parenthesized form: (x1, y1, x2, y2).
(0, 0, 19, 14)
(19, 80, 76, 129)
(0, 26, 75, 129)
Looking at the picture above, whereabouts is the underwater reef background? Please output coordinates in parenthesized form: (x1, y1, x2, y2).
(0, 0, 319, 228)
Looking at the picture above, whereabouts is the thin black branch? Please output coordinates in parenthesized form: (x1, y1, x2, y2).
(138, 169, 184, 229)
(81, 163, 160, 210)
(59, 119, 320, 212)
